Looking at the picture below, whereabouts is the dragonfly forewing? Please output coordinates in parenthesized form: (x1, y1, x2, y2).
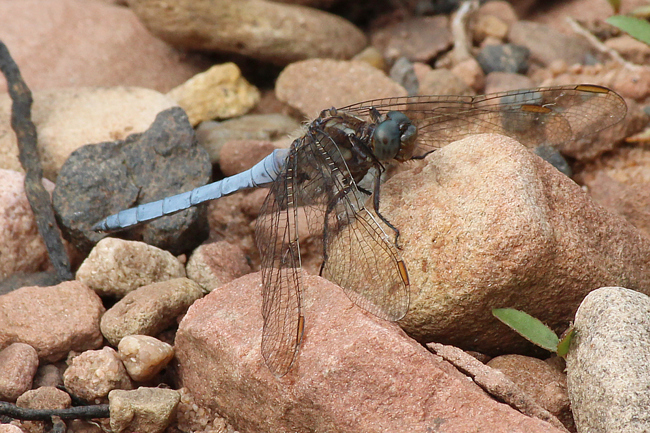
(339, 85, 627, 155)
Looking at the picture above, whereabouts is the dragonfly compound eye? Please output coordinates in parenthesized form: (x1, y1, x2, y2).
(373, 111, 416, 161)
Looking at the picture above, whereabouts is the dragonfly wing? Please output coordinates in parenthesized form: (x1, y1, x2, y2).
(255, 152, 304, 377)
(292, 128, 410, 321)
(339, 85, 627, 155)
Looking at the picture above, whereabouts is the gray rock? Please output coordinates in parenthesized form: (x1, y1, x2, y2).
(109, 387, 180, 433)
(52, 107, 211, 255)
(567, 287, 650, 433)
(476, 43, 530, 74)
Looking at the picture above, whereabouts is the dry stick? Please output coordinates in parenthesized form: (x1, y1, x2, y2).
(0, 40, 72, 281)
(566, 17, 642, 71)
(451, 0, 479, 63)
(427, 343, 570, 433)
(0, 402, 110, 421)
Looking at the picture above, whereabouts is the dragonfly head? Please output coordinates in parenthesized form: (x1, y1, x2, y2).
(372, 111, 417, 162)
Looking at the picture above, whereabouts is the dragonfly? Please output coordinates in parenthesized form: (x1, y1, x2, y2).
(93, 84, 627, 376)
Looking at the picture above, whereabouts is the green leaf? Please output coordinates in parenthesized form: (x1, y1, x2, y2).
(556, 327, 575, 358)
(606, 15, 650, 46)
(607, 0, 621, 14)
(492, 308, 559, 352)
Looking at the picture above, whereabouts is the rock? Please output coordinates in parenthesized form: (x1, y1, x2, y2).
(351, 46, 387, 72)
(0, 87, 178, 181)
(276, 59, 407, 118)
(63, 347, 133, 403)
(100, 278, 204, 346)
(371, 15, 452, 64)
(185, 241, 251, 292)
(109, 388, 180, 433)
(175, 388, 235, 433)
(195, 113, 300, 165)
(76, 238, 186, 298)
(417, 68, 474, 96)
(567, 287, 650, 433)
(450, 57, 486, 92)
(488, 355, 572, 431)
(0, 425, 24, 433)
(32, 364, 64, 389)
(118, 335, 174, 382)
(0, 343, 39, 401)
(476, 43, 530, 74)
(218, 140, 278, 178)
(578, 146, 650, 237)
(15, 387, 71, 433)
(605, 34, 650, 66)
(0, 272, 63, 296)
(479, 1, 518, 26)
(52, 107, 211, 255)
(484, 72, 535, 94)
(127, 0, 367, 65)
(166, 63, 260, 126)
(473, 14, 509, 44)
(0, 170, 54, 280)
(508, 21, 595, 67)
(176, 273, 565, 432)
(0, 281, 104, 362)
(389, 57, 419, 96)
(376, 134, 650, 355)
(0, 0, 206, 94)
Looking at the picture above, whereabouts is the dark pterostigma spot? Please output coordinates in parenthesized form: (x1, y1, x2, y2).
(52, 106, 212, 255)
(0, 40, 73, 281)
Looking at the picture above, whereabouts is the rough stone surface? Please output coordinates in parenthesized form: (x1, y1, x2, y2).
(476, 43, 530, 74)
(417, 68, 475, 96)
(32, 364, 64, 389)
(488, 355, 572, 431)
(484, 72, 535, 94)
(109, 387, 180, 433)
(118, 335, 174, 382)
(276, 59, 407, 118)
(579, 146, 650, 238)
(101, 278, 204, 346)
(377, 135, 650, 355)
(63, 347, 133, 403)
(127, 0, 367, 65)
(176, 273, 564, 433)
(186, 241, 251, 293)
(0, 425, 24, 433)
(0, 170, 54, 279)
(166, 63, 260, 126)
(0, 87, 178, 181)
(195, 113, 299, 165)
(218, 140, 278, 178)
(0, 0, 207, 94)
(16, 386, 71, 433)
(52, 107, 211, 255)
(0, 343, 39, 401)
(567, 287, 650, 433)
(76, 238, 186, 298)
(371, 16, 452, 63)
(0, 281, 104, 362)
(508, 21, 595, 67)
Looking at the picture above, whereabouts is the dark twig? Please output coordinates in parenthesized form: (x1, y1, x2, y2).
(0, 39, 72, 281)
(0, 402, 110, 421)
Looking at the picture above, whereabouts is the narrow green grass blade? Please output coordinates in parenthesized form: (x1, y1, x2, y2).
(606, 15, 650, 46)
(492, 308, 559, 352)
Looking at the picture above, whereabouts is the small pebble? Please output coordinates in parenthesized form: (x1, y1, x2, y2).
(118, 335, 174, 382)
(109, 387, 181, 433)
(0, 343, 39, 401)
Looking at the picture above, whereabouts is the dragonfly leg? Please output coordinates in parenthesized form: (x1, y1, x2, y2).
(372, 168, 401, 249)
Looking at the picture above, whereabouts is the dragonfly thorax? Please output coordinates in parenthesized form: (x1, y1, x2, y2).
(371, 111, 417, 162)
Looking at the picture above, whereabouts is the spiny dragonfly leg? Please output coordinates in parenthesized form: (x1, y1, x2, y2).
(372, 168, 401, 249)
